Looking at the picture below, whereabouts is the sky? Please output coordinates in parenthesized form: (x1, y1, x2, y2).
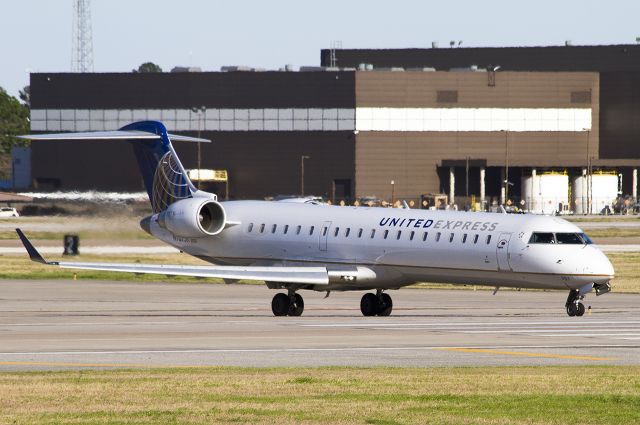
(2, 0, 640, 97)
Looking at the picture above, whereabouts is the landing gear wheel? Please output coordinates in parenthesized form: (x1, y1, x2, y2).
(360, 293, 378, 316)
(272, 293, 290, 316)
(290, 293, 304, 316)
(575, 302, 585, 317)
(378, 293, 393, 317)
(566, 303, 578, 317)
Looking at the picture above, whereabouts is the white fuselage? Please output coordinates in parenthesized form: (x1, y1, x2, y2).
(149, 201, 615, 292)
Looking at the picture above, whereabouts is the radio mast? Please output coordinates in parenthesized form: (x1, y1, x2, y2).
(71, 0, 94, 72)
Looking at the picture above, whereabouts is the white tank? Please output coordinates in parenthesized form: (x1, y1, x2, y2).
(522, 173, 569, 215)
(573, 172, 619, 214)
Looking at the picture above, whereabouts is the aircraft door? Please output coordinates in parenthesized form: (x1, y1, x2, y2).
(496, 232, 512, 271)
(319, 221, 331, 251)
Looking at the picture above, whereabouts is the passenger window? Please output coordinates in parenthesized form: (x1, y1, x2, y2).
(384, 230, 389, 239)
(370, 229, 376, 239)
(396, 230, 402, 240)
(422, 232, 428, 241)
(358, 228, 363, 238)
(248, 223, 254, 232)
(556, 233, 584, 244)
(435, 232, 441, 242)
(529, 232, 555, 244)
(449, 233, 454, 243)
(334, 227, 340, 237)
(322, 226, 328, 236)
(473, 234, 479, 244)
(309, 226, 315, 236)
(296, 225, 301, 235)
(410, 231, 415, 241)
(345, 228, 351, 237)
(284, 225, 289, 234)
(272, 224, 277, 233)
(260, 224, 265, 233)
(462, 233, 467, 243)
(486, 235, 492, 244)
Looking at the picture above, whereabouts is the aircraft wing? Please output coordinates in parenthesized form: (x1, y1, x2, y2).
(15, 229, 328, 285)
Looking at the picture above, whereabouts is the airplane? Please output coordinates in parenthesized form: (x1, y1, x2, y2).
(16, 121, 614, 318)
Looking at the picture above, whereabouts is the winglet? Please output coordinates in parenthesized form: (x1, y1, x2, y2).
(15, 229, 53, 265)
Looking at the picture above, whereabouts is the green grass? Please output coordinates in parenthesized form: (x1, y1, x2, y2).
(584, 228, 640, 238)
(0, 366, 638, 424)
(0, 230, 153, 240)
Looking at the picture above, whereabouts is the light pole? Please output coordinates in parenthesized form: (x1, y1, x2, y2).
(583, 128, 590, 214)
(390, 180, 395, 206)
(191, 106, 206, 189)
(300, 155, 310, 196)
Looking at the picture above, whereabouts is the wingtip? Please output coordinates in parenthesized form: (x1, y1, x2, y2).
(15, 228, 49, 264)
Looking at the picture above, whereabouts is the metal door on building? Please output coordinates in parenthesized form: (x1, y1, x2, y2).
(319, 221, 332, 251)
(496, 232, 512, 271)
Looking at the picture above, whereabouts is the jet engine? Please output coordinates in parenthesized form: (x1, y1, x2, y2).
(157, 198, 226, 238)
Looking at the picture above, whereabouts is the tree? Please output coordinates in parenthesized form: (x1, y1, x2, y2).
(0, 87, 30, 179)
(133, 62, 163, 73)
(19, 85, 30, 108)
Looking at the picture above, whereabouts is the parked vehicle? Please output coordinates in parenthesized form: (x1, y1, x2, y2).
(0, 207, 19, 218)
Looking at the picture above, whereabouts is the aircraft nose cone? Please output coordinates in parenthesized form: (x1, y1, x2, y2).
(591, 247, 615, 279)
(140, 216, 152, 235)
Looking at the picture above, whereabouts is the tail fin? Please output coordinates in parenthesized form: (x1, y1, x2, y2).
(19, 120, 210, 213)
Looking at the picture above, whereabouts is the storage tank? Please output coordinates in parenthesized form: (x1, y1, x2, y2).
(522, 172, 569, 215)
(573, 171, 619, 214)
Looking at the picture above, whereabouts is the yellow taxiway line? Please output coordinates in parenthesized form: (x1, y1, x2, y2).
(436, 347, 616, 361)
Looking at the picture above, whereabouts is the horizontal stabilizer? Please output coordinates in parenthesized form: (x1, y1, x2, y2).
(18, 130, 210, 143)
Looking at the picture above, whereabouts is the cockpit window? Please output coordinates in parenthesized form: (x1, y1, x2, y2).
(556, 233, 584, 244)
(529, 232, 555, 244)
(579, 233, 594, 244)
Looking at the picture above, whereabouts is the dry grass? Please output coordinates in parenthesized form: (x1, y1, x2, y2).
(0, 366, 638, 424)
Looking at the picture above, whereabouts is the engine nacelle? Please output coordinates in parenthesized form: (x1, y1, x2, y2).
(157, 198, 226, 238)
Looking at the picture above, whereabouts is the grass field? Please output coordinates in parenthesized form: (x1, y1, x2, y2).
(0, 366, 638, 424)
(1, 251, 638, 291)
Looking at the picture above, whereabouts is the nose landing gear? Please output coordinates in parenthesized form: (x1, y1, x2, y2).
(271, 291, 304, 316)
(565, 289, 586, 317)
(360, 290, 393, 316)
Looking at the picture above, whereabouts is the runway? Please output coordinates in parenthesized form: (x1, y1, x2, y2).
(1, 280, 639, 370)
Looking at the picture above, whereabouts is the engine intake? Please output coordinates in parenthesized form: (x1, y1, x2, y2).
(157, 198, 226, 238)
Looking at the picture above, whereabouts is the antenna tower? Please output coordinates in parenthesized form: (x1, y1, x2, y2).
(71, 0, 94, 72)
(329, 40, 342, 68)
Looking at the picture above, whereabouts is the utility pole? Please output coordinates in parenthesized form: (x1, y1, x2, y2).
(192, 106, 206, 189)
(301, 155, 310, 196)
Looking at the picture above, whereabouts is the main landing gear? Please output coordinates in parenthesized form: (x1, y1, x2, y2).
(565, 289, 586, 317)
(271, 291, 304, 316)
(360, 290, 393, 317)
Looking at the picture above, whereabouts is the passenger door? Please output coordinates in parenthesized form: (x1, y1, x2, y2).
(319, 221, 331, 251)
(496, 232, 512, 271)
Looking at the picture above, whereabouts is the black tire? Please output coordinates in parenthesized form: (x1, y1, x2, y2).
(360, 293, 378, 316)
(271, 293, 290, 316)
(566, 303, 577, 317)
(378, 293, 393, 316)
(575, 302, 585, 317)
(290, 293, 304, 316)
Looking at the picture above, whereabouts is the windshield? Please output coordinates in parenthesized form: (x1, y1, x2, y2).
(529, 232, 592, 245)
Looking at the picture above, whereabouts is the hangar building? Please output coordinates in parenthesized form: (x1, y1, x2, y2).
(29, 44, 640, 211)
